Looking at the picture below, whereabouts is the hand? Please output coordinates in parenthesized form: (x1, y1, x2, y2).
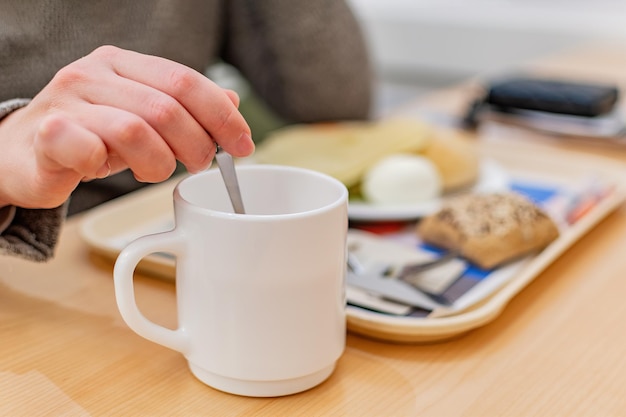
(0, 45, 254, 209)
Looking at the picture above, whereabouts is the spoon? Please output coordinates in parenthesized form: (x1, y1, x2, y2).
(214, 146, 246, 214)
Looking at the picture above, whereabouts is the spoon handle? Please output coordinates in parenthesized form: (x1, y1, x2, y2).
(214, 146, 246, 214)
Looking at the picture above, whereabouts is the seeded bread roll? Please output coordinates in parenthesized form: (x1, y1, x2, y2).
(417, 192, 559, 269)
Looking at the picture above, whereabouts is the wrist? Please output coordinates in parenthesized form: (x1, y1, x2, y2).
(0, 99, 31, 210)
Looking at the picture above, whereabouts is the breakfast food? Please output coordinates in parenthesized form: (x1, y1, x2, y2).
(417, 192, 559, 269)
(254, 118, 482, 203)
(254, 118, 434, 188)
(420, 128, 480, 191)
(362, 154, 442, 204)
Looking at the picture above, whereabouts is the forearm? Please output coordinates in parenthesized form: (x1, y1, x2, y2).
(223, 0, 373, 123)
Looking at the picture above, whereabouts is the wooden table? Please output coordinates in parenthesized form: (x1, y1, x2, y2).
(3, 43, 626, 416)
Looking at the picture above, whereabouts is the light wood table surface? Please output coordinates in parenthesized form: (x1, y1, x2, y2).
(3, 43, 626, 416)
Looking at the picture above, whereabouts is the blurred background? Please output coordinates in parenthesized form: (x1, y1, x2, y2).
(211, 0, 626, 139)
(348, 0, 626, 115)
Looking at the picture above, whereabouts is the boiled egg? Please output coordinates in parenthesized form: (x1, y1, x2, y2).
(362, 154, 442, 204)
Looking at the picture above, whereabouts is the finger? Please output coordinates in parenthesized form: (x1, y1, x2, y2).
(93, 46, 254, 156)
(35, 113, 110, 179)
(223, 89, 241, 107)
(70, 103, 180, 182)
(63, 67, 216, 173)
(79, 79, 215, 172)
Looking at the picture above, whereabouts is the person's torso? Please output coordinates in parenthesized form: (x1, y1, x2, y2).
(0, 0, 223, 101)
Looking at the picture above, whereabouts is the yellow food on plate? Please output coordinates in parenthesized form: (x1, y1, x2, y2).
(254, 118, 435, 188)
(420, 128, 480, 192)
(253, 118, 481, 199)
(362, 154, 442, 204)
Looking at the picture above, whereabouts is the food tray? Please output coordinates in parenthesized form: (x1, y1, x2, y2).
(79, 142, 626, 343)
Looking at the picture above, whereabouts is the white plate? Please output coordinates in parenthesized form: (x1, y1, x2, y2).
(348, 159, 509, 221)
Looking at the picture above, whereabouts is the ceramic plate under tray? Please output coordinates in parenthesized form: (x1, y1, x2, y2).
(80, 143, 626, 343)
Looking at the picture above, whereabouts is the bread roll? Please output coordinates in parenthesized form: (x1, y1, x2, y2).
(420, 129, 480, 192)
(417, 192, 559, 269)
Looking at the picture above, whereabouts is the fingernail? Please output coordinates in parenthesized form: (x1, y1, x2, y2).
(235, 132, 255, 155)
(96, 161, 111, 179)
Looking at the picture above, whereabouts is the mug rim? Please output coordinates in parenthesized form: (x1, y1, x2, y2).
(173, 164, 348, 220)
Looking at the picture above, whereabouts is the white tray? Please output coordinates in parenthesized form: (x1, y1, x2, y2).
(79, 143, 626, 343)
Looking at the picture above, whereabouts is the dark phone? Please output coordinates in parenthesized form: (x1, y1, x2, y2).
(485, 77, 619, 117)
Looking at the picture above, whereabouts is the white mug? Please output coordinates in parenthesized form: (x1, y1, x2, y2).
(113, 165, 348, 397)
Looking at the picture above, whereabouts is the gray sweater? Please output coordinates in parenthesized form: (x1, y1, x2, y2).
(0, 0, 372, 261)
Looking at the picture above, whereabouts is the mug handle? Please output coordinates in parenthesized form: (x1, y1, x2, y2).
(113, 230, 189, 355)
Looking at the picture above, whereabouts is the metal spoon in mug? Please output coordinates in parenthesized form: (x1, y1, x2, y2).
(214, 145, 246, 214)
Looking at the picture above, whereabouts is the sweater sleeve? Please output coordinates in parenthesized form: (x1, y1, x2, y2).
(0, 98, 67, 262)
(221, 0, 373, 123)
(0, 205, 16, 233)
